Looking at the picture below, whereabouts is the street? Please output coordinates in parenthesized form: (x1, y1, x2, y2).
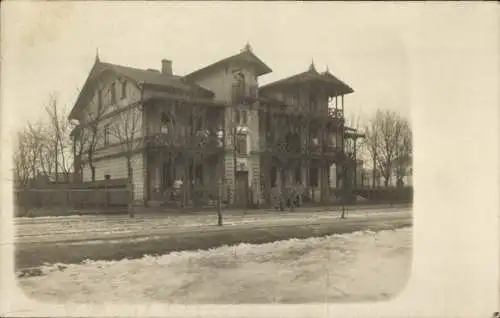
(15, 205, 411, 245)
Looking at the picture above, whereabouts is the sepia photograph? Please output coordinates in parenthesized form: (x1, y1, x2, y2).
(1, 2, 498, 317)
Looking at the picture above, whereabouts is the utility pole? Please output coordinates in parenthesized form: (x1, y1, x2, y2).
(340, 164, 346, 219)
(217, 159, 223, 226)
(217, 181, 223, 226)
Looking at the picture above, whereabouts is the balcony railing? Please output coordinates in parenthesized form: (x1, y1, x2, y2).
(324, 144, 343, 154)
(146, 131, 224, 151)
(232, 85, 258, 103)
(328, 108, 344, 119)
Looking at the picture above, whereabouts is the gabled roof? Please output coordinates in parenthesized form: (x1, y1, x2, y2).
(185, 45, 273, 79)
(99, 62, 214, 96)
(69, 58, 214, 120)
(259, 63, 354, 97)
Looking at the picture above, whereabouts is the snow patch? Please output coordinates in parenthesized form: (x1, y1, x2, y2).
(18, 227, 412, 303)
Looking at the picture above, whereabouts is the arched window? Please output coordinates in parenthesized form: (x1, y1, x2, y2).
(236, 133, 248, 155)
(160, 112, 171, 134)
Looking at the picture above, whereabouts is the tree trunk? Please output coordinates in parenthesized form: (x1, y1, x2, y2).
(89, 155, 96, 182)
(127, 157, 134, 218)
(55, 141, 58, 184)
(371, 157, 376, 188)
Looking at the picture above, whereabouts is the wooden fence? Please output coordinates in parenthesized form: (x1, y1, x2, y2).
(15, 179, 131, 212)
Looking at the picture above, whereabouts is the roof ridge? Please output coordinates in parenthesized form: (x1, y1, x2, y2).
(185, 47, 272, 78)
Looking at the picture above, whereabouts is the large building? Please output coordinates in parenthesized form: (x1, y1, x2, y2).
(69, 44, 358, 207)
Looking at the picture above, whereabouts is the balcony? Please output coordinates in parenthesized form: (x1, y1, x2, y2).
(309, 143, 322, 155)
(146, 131, 224, 152)
(324, 144, 343, 155)
(328, 108, 344, 120)
(232, 85, 258, 104)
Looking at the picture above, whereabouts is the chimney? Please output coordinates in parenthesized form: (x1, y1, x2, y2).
(161, 59, 172, 75)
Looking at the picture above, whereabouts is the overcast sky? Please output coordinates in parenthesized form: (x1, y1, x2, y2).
(2, 2, 418, 131)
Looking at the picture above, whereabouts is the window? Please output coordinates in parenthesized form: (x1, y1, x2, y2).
(270, 167, 277, 187)
(121, 81, 127, 99)
(236, 133, 247, 155)
(195, 164, 203, 184)
(309, 167, 319, 187)
(294, 166, 302, 183)
(235, 110, 240, 125)
(160, 113, 170, 134)
(110, 82, 116, 104)
(241, 110, 248, 125)
(310, 95, 317, 111)
(104, 124, 110, 146)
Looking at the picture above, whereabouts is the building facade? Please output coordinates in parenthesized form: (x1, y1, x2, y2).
(69, 44, 357, 207)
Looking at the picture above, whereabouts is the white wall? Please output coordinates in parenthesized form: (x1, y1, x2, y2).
(82, 153, 144, 200)
(192, 68, 232, 103)
(79, 71, 144, 159)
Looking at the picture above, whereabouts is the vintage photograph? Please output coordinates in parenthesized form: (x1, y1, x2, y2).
(10, 2, 413, 304)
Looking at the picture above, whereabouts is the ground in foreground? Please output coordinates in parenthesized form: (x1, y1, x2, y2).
(19, 227, 412, 304)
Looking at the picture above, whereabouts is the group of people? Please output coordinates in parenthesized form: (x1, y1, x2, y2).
(162, 177, 307, 211)
(271, 183, 304, 211)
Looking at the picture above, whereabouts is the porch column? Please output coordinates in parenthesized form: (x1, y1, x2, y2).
(155, 160, 160, 195)
(319, 164, 324, 204)
(143, 151, 149, 205)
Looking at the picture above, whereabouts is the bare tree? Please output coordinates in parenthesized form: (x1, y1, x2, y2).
(13, 119, 48, 187)
(394, 118, 412, 187)
(70, 122, 89, 183)
(364, 109, 409, 187)
(110, 103, 144, 217)
(44, 93, 73, 182)
(73, 85, 109, 182)
(377, 110, 406, 187)
(344, 112, 365, 188)
(14, 129, 34, 187)
(38, 130, 56, 180)
(363, 114, 381, 188)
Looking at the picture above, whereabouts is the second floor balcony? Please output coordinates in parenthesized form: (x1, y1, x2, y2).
(146, 129, 224, 152)
(232, 84, 258, 104)
(263, 133, 343, 157)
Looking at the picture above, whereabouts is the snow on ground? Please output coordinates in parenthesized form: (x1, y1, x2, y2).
(18, 227, 412, 304)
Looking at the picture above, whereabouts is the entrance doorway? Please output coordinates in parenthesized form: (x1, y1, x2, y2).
(235, 171, 249, 208)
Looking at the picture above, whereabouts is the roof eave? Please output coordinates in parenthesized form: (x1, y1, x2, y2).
(260, 78, 354, 97)
(68, 62, 147, 121)
(142, 82, 214, 98)
(186, 52, 273, 79)
(68, 61, 102, 121)
(255, 64, 273, 76)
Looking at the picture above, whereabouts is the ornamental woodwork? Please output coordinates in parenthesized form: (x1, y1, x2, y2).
(259, 103, 344, 162)
(146, 101, 225, 156)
